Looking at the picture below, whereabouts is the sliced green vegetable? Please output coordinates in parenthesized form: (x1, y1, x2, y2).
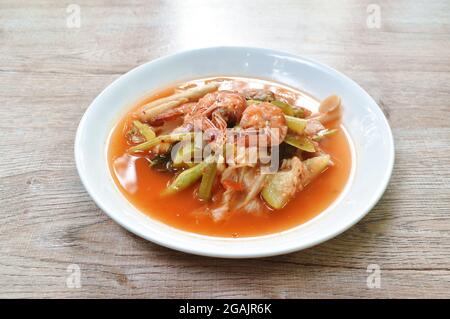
(293, 107, 305, 118)
(261, 171, 295, 209)
(161, 162, 206, 196)
(172, 142, 195, 168)
(271, 100, 294, 116)
(129, 132, 194, 153)
(197, 162, 217, 201)
(129, 138, 159, 152)
(126, 125, 137, 136)
(312, 129, 338, 141)
(262, 155, 331, 209)
(285, 115, 307, 134)
(303, 155, 331, 184)
(271, 100, 307, 118)
(284, 136, 315, 152)
(133, 120, 155, 140)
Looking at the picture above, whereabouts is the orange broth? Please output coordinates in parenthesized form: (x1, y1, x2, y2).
(108, 77, 352, 237)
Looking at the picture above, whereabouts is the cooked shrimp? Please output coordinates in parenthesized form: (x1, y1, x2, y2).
(239, 102, 288, 145)
(187, 91, 247, 130)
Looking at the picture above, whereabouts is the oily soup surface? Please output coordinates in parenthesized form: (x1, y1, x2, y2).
(108, 77, 352, 237)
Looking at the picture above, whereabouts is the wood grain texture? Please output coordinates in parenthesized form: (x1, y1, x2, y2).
(1, 0, 449, 298)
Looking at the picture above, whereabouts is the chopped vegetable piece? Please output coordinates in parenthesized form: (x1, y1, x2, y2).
(126, 125, 145, 144)
(284, 136, 315, 152)
(285, 115, 307, 134)
(161, 162, 206, 196)
(271, 100, 294, 116)
(262, 155, 331, 209)
(261, 157, 304, 209)
(312, 129, 338, 141)
(293, 107, 305, 118)
(303, 155, 331, 185)
(198, 162, 218, 201)
(142, 83, 219, 110)
(140, 83, 219, 120)
(172, 142, 195, 168)
(261, 171, 294, 209)
(133, 120, 155, 140)
(141, 98, 188, 121)
(129, 132, 194, 153)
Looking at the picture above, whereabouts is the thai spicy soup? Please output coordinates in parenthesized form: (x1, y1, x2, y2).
(108, 77, 352, 237)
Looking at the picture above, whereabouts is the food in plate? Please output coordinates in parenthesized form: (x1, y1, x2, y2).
(108, 77, 351, 237)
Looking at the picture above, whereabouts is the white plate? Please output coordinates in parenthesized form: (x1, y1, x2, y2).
(75, 47, 394, 258)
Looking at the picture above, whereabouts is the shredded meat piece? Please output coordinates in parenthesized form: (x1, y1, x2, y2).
(211, 188, 233, 221)
(242, 198, 263, 213)
(236, 173, 266, 210)
(280, 156, 306, 194)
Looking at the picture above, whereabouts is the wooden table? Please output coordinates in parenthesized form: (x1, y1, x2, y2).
(1, 0, 449, 298)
